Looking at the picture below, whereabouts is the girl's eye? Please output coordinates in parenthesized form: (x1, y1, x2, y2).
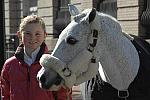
(66, 36, 78, 45)
(24, 33, 31, 37)
(23, 31, 31, 35)
(25, 32, 30, 35)
(36, 33, 41, 36)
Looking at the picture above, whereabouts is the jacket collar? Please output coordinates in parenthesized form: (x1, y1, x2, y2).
(15, 42, 48, 62)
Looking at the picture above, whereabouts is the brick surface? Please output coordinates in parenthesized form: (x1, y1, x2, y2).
(119, 20, 139, 35)
(38, 7, 53, 17)
(117, 0, 139, 7)
(38, 0, 52, 8)
(117, 7, 139, 20)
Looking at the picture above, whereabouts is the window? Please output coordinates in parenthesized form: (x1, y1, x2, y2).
(140, 0, 150, 38)
(93, 0, 117, 18)
(22, 0, 38, 17)
(53, 0, 70, 38)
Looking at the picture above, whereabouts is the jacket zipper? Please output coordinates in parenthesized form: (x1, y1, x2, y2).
(27, 66, 30, 100)
(27, 67, 30, 82)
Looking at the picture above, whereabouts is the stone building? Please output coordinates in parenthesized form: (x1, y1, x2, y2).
(2, 0, 149, 61)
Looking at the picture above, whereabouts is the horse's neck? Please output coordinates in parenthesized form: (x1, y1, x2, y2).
(95, 33, 140, 90)
(95, 32, 134, 59)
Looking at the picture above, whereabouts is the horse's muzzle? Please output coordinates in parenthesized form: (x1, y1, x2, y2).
(37, 68, 63, 90)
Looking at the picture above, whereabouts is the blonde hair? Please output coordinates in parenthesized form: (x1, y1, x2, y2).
(19, 15, 46, 33)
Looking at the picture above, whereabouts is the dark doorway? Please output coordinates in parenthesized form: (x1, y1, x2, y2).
(0, 0, 5, 70)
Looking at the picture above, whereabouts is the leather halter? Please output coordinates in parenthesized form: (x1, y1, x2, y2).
(62, 30, 99, 77)
(87, 29, 98, 63)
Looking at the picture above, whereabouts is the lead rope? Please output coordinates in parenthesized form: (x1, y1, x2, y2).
(66, 88, 72, 100)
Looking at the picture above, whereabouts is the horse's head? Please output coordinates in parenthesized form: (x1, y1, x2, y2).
(37, 5, 100, 91)
(37, 4, 139, 91)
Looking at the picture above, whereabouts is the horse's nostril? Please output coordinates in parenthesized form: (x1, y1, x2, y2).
(40, 74, 46, 83)
(54, 74, 63, 85)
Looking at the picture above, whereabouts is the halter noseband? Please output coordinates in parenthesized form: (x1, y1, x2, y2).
(87, 29, 98, 63)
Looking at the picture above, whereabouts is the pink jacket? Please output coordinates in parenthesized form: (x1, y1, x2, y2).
(1, 43, 72, 100)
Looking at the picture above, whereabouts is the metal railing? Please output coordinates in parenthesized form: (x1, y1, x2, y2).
(4, 33, 19, 59)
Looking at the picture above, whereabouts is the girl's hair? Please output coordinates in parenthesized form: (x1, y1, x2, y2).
(19, 15, 46, 32)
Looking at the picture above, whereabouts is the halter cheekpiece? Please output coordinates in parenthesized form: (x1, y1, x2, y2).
(87, 29, 98, 63)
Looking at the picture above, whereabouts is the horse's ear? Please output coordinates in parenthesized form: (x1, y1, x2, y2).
(68, 4, 80, 16)
(89, 8, 96, 23)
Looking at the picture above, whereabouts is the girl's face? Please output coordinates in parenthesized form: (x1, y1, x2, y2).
(21, 23, 46, 52)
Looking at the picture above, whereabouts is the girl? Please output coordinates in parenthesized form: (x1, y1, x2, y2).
(1, 15, 71, 100)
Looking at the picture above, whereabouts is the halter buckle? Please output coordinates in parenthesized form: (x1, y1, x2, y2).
(118, 90, 129, 98)
(87, 45, 94, 52)
(91, 56, 96, 63)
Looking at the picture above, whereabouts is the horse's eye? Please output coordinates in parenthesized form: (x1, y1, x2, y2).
(66, 36, 78, 45)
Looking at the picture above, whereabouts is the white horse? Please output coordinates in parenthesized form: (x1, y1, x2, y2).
(37, 5, 140, 94)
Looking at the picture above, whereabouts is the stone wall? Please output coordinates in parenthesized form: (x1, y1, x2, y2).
(117, 0, 145, 37)
(117, 0, 140, 36)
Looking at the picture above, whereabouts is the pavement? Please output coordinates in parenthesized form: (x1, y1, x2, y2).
(72, 85, 82, 100)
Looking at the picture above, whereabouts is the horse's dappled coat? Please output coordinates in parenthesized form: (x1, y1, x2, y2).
(87, 35, 150, 100)
(37, 5, 140, 92)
